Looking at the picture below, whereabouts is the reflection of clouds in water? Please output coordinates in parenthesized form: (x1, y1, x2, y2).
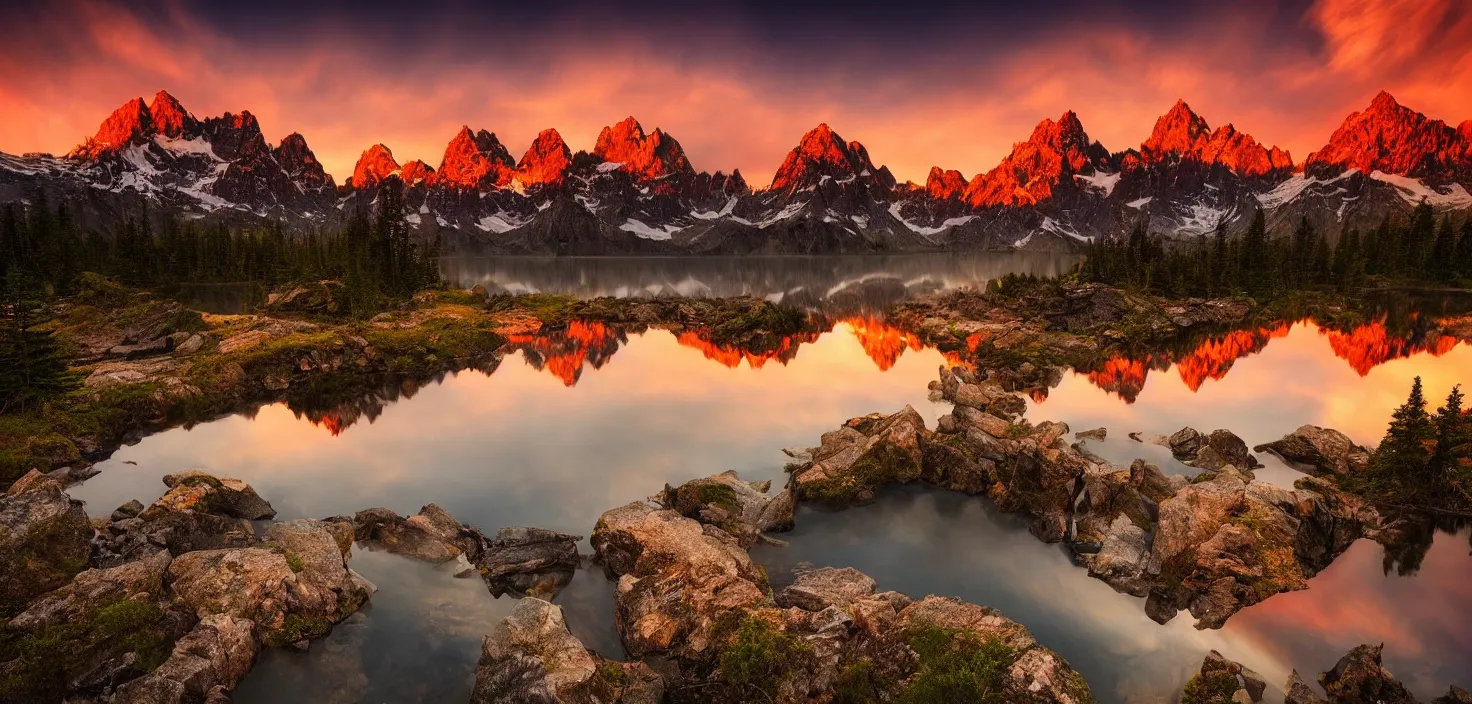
(236, 548, 516, 704)
(1227, 529, 1472, 701)
(71, 325, 948, 540)
(753, 488, 1280, 704)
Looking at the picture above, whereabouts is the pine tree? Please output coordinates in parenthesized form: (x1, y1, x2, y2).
(1372, 376, 1435, 487)
(0, 273, 77, 413)
(1452, 217, 1472, 284)
(1290, 216, 1315, 278)
(1430, 385, 1470, 508)
(1404, 201, 1435, 273)
(1240, 209, 1270, 297)
(1429, 215, 1457, 280)
(1311, 229, 1331, 284)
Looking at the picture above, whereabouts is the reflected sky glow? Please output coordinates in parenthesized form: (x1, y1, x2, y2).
(64, 313, 1472, 703)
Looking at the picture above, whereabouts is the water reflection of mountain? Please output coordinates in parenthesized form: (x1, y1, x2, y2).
(438, 253, 1079, 317)
(1077, 319, 1463, 403)
(281, 311, 1466, 436)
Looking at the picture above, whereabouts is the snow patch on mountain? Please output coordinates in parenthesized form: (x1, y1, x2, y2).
(886, 202, 975, 236)
(1073, 171, 1121, 197)
(692, 197, 738, 220)
(620, 218, 682, 240)
(1255, 169, 1357, 209)
(1370, 171, 1472, 209)
(1126, 197, 1152, 209)
(477, 214, 523, 233)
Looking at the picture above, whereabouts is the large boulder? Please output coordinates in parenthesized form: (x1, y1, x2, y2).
(122, 471, 275, 558)
(895, 596, 1093, 703)
(471, 598, 662, 704)
(157, 470, 276, 520)
(9, 550, 171, 630)
(659, 471, 795, 548)
(111, 614, 259, 704)
(476, 526, 581, 598)
(1254, 425, 1371, 476)
(1181, 650, 1265, 703)
(349, 504, 473, 563)
(1167, 428, 1259, 470)
(1284, 670, 1326, 704)
(0, 483, 92, 614)
(776, 567, 877, 612)
(1317, 644, 1417, 704)
(789, 406, 929, 504)
(590, 501, 769, 658)
(169, 520, 372, 647)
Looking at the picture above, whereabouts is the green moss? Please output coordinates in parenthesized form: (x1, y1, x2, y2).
(0, 598, 173, 701)
(800, 440, 919, 505)
(718, 614, 810, 699)
(284, 552, 305, 573)
(1180, 670, 1241, 704)
(595, 661, 627, 686)
(835, 660, 895, 704)
(269, 612, 335, 647)
(897, 624, 1019, 704)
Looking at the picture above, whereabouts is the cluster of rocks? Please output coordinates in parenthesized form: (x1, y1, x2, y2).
(1253, 424, 1373, 477)
(780, 365, 1384, 629)
(0, 470, 372, 703)
(1159, 426, 1263, 471)
(343, 504, 581, 598)
(469, 470, 1092, 704)
(1189, 645, 1471, 704)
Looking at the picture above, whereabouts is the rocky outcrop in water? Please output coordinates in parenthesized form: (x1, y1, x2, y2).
(1253, 424, 1372, 476)
(347, 504, 581, 598)
(0, 471, 373, 703)
(782, 365, 1386, 629)
(1181, 650, 1266, 703)
(471, 597, 663, 704)
(658, 470, 795, 548)
(586, 476, 1092, 703)
(1163, 427, 1261, 470)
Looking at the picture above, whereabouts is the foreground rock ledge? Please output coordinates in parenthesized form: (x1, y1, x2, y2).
(1194, 643, 1469, 704)
(567, 473, 1093, 704)
(0, 472, 373, 703)
(783, 366, 1383, 629)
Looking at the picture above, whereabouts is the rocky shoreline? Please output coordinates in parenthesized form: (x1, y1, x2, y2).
(4, 278, 1471, 702)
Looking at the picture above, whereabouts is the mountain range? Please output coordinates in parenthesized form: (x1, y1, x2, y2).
(2, 90, 1470, 254)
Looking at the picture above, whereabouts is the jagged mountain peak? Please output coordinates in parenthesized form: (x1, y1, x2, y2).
(769, 123, 878, 191)
(1143, 100, 1211, 156)
(593, 116, 693, 182)
(352, 143, 401, 188)
(70, 97, 153, 158)
(273, 132, 335, 192)
(926, 167, 968, 200)
(1138, 100, 1291, 177)
(1305, 90, 1471, 183)
(400, 159, 435, 186)
(516, 128, 573, 187)
(962, 111, 1106, 208)
(434, 125, 515, 189)
(148, 90, 197, 139)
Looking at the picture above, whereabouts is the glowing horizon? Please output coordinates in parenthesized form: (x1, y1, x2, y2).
(1, 0, 1470, 186)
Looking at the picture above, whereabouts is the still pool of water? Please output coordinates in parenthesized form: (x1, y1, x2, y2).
(64, 257, 1472, 703)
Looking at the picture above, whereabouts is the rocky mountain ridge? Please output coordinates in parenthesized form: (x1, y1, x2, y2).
(2, 90, 1470, 254)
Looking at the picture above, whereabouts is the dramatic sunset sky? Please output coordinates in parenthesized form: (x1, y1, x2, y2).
(2, 0, 1470, 185)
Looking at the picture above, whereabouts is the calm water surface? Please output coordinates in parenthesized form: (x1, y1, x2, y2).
(66, 258, 1472, 703)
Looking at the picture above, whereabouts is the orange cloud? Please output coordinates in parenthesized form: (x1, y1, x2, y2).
(1, 0, 1470, 186)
